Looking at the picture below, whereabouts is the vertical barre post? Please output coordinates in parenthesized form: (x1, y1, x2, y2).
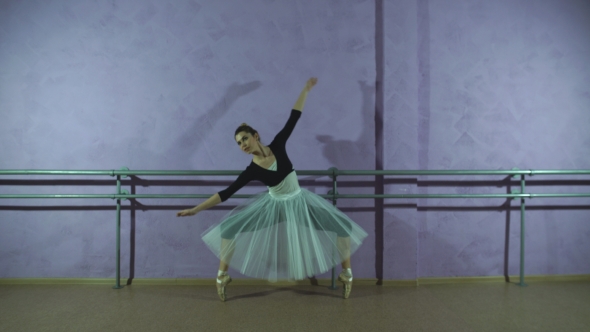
(113, 175, 124, 289)
(519, 175, 527, 287)
(329, 167, 338, 290)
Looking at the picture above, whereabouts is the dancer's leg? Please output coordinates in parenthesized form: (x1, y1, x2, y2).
(337, 236, 351, 263)
(218, 261, 229, 272)
(219, 238, 235, 270)
(337, 236, 353, 299)
(341, 257, 351, 269)
(216, 238, 234, 302)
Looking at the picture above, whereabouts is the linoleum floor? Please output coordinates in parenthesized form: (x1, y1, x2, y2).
(1, 281, 589, 332)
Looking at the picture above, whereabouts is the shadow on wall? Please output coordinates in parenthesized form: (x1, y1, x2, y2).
(0, 81, 261, 282)
(3, 86, 589, 280)
(316, 81, 375, 168)
(315, 80, 384, 282)
(128, 80, 261, 283)
(168, 81, 262, 154)
(134, 81, 262, 170)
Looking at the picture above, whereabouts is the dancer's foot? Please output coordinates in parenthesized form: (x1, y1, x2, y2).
(216, 274, 232, 302)
(338, 271, 352, 299)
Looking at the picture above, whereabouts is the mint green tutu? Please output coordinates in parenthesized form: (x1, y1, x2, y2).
(201, 167, 367, 282)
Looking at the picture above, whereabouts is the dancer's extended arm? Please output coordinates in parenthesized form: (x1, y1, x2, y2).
(176, 169, 253, 217)
(292, 77, 317, 112)
(176, 193, 221, 217)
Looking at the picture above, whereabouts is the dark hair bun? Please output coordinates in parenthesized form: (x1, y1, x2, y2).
(235, 123, 258, 139)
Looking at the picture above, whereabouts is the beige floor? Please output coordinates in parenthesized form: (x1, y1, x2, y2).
(1, 281, 589, 332)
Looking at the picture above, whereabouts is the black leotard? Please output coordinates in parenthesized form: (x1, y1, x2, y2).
(217, 110, 301, 202)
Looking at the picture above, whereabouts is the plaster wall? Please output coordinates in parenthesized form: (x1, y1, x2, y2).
(0, 0, 588, 280)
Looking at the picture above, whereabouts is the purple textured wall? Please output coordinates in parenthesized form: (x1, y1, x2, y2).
(1, 0, 589, 280)
(415, 0, 590, 278)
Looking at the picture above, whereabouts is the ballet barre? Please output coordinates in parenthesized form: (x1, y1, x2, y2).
(1, 168, 590, 289)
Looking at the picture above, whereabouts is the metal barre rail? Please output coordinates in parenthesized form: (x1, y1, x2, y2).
(2, 194, 590, 199)
(2, 169, 590, 176)
(2, 167, 590, 289)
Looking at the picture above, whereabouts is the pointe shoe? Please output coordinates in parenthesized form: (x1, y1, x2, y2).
(338, 272, 352, 299)
(216, 274, 232, 302)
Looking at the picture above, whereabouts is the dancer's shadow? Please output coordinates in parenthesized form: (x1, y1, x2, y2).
(315, 80, 380, 281)
(226, 287, 341, 301)
(316, 81, 375, 170)
(125, 81, 261, 284)
(159, 81, 262, 168)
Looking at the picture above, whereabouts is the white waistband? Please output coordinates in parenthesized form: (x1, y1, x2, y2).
(268, 171, 301, 200)
(269, 187, 301, 200)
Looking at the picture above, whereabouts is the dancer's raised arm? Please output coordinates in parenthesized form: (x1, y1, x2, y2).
(176, 193, 222, 217)
(292, 77, 317, 112)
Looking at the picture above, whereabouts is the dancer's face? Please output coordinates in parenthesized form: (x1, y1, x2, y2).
(235, 131, 259, 154)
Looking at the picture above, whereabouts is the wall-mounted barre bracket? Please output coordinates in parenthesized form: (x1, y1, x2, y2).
(119, 167, 129, 179)
(511, 167, 521, 179)
(120, 189, 129, 201)
(328, 167, 338, 180)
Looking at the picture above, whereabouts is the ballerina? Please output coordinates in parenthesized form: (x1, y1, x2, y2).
(177, 78, 367, 301)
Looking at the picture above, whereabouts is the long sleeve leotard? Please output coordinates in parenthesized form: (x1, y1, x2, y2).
(217, 110, 301, 202)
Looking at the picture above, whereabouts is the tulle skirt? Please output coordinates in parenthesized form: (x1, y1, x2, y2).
(201, 188, 367, 282)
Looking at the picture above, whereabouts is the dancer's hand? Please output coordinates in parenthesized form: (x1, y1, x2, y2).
(305, 77, 318, 91)
(294, 77, 318, 111)
(176, 208, 197, 217)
